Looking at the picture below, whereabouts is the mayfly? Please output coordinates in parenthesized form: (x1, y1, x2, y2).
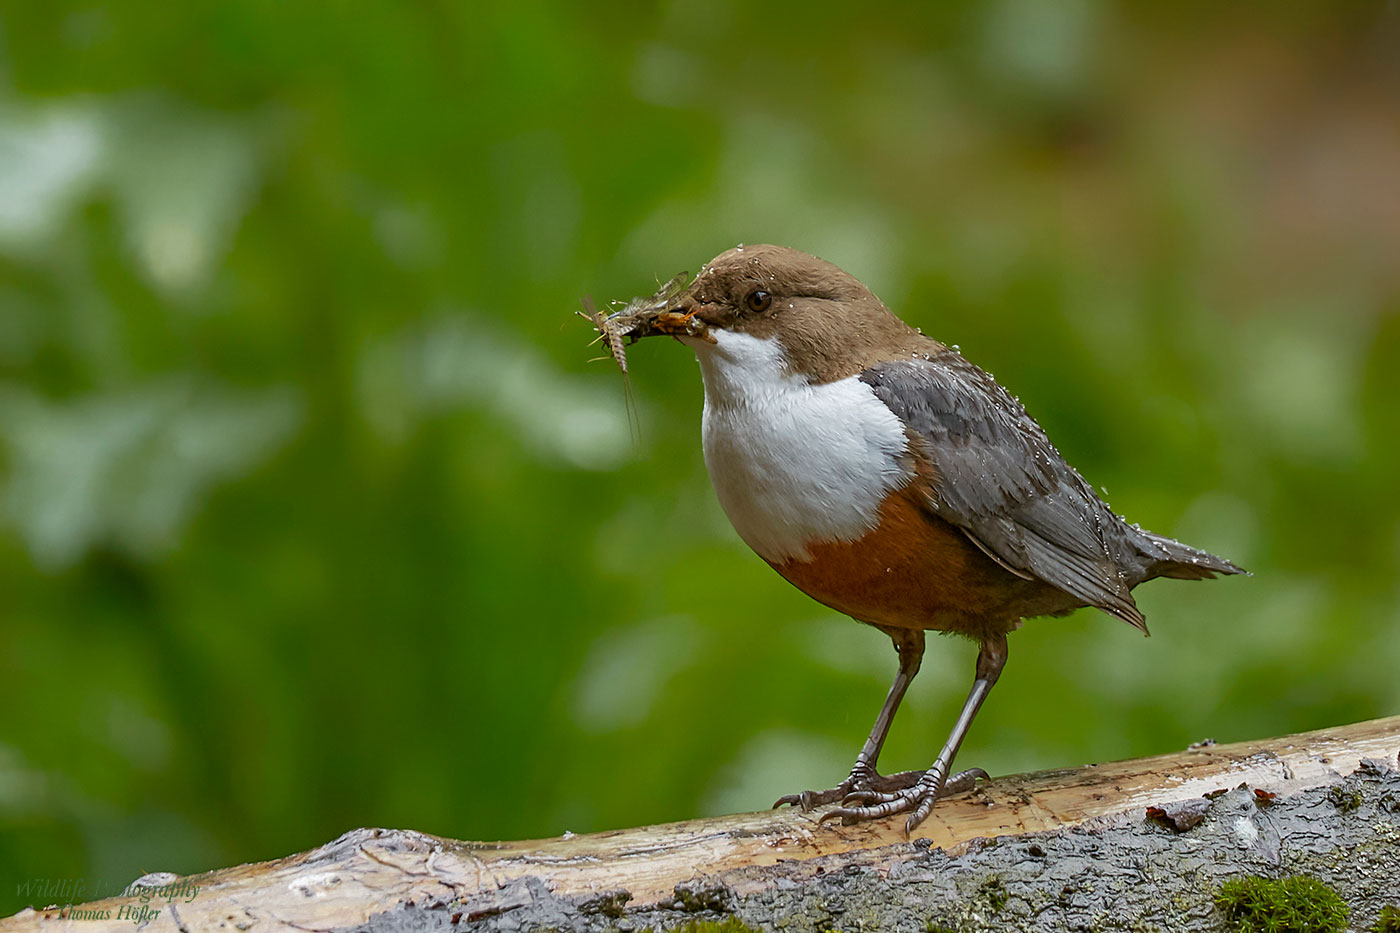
(577, 271, 697, 375)
(580, 271, 703, 449)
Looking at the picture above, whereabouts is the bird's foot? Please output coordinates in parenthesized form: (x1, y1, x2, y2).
(818, 765, 988, 833)
(773, 762, 925, 811)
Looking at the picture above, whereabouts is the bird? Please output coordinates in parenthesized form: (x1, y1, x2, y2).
(604, 243, 1245, 833)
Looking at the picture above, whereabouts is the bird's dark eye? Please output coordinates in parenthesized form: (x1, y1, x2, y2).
(745, 290, 773, 312)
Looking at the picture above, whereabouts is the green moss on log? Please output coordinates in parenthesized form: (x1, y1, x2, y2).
(1371, 905, 1400, 933)
(634, 919, 761, 933)
(1215, 876, 1348, 933)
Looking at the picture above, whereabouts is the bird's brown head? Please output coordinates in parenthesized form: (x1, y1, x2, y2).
(621, 245, 931, 383)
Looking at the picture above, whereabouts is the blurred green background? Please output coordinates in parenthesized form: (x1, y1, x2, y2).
(3, 0, 1399, 911)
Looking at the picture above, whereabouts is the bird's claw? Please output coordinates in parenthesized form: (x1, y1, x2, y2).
(814, 767, 988, 832)
(774, 766, 926, 811)
(773, 788, 840, 810)
(774, 779, 873, 810)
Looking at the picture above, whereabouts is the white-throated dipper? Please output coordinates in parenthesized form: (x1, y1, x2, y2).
(598, 244, 1244, 833)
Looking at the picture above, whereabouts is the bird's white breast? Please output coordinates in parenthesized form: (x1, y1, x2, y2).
(691, 330, 912, 563)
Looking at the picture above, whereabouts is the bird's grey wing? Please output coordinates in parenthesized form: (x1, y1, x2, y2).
(859, 352, 1147, 630)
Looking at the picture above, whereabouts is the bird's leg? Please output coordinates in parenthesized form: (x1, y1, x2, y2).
(775, 628, 929, 810)
(822, 633, 1007, 833)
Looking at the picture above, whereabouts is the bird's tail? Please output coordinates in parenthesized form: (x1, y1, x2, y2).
(1134, 529, 1248, 582)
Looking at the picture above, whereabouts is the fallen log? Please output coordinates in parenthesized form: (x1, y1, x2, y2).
(6, 716, 1399, 932)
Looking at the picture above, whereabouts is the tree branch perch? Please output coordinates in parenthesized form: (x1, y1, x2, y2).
(7, 716, 1399, 932)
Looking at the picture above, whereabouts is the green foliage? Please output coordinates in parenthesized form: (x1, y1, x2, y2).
(1215, 876, 1349, 933)
(1, 1, 1398, 916)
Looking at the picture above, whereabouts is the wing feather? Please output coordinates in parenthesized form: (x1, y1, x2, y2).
(860, 352, 1148, 630)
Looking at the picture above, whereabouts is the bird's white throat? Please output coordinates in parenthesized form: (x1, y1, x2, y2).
(690, 329, 912, 562)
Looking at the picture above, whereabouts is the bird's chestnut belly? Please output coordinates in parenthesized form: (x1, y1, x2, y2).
(769, 485, 1075, 636)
